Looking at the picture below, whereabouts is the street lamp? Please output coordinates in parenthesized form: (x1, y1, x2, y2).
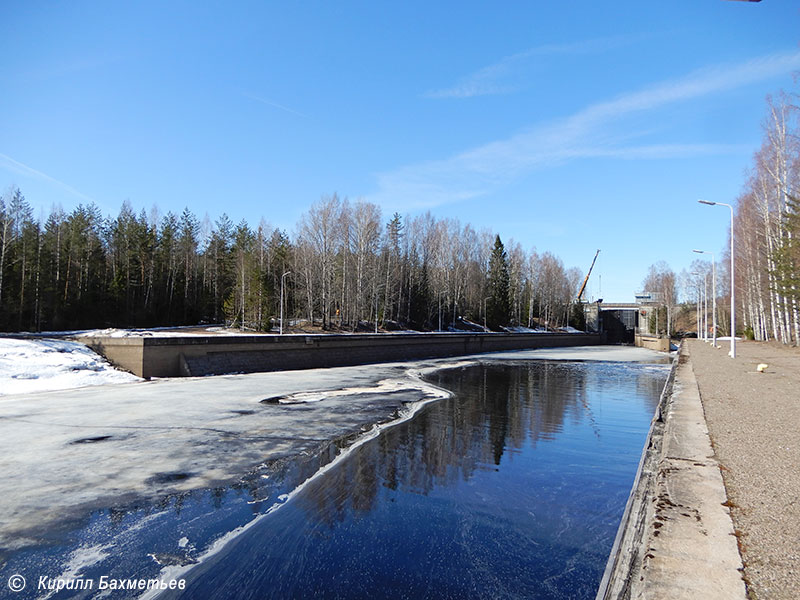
(691, 271, 703, 339)
(698, 200, 736, 358)
(693, 250, 716, 347)
(280, 271, 292, 335)
(438, 291, 447, 332)
(702, 273, 708, 342)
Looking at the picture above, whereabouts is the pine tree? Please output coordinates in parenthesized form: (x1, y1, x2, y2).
(178, 208, 200, 323)
(207, 214, 234, 323)
(157, 212, 180, 323)
(487, 235, 510, 330)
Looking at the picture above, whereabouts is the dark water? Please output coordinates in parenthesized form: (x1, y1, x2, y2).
(167, 360, 667, 600)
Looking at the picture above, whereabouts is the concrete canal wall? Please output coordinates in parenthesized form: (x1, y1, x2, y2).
(634, 333, 670, 353)
(596, 343, 746, 600)
(76, 332, 603, 379)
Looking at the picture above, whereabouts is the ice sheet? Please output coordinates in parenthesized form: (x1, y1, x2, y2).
(0, 345, 662, 554)
(0, 358, 460, 551)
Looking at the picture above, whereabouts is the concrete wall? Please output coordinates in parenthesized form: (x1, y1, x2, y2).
(635, 333, 670, 353)
(77, 332, 603, 378)
(597, 342, 746, 600)
(595, 347, 678, 599)
(78, 337, 146, 376)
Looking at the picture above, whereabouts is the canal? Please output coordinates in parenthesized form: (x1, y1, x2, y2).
(2, 353, 669, 599)
(165, 359, 668, 599)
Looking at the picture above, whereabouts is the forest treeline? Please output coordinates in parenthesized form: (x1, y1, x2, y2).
(0, 191, 585, 333)
(648, 90, 800, 345)
(730, 92, 800, 344)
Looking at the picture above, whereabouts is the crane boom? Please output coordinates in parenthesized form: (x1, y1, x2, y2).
(576, 249, 600, 302)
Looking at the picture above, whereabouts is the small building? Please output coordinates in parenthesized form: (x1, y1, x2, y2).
(583, 291, 663, 344)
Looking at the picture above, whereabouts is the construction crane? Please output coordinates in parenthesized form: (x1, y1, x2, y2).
(576, 249, 600, 303)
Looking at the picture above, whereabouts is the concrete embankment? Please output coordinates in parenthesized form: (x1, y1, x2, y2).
(76, 332, 602, 378)
(597, 342, 746, 599)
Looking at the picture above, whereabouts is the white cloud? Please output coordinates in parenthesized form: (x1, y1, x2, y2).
(425, 61, 516, 99)
(242, 92, 307, 118)
(370, 50, 800, 210)
(0, 153, 97, 204)
(425, 34, 650, 99)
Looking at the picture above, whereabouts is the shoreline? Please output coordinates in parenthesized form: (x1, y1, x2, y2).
(600, 339, 800, 599)
(597, 341, 747, 599)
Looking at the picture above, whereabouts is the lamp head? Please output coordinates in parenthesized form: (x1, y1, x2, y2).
(698, 199, 716, 206)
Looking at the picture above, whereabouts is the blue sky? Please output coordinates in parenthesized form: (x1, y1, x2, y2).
(2, 1, 799, 302)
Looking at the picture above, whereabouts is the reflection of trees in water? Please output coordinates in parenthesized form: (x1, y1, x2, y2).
(635, 367, 667, 412)
(88, 363, 667, 539)
(298, 362, 594, 527)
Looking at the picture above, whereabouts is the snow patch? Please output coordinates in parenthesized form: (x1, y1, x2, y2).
(79, 326, 262, 338)
(558, 326, 584, 333)
(0, 337, 141, 396)
(503, 325, 551, 333)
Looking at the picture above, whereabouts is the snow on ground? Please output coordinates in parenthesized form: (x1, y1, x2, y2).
(12, 325, 252, 339)
(77, 326, 246, 338)
(0, 337, 141, 396)
(503, 325, 551, 333)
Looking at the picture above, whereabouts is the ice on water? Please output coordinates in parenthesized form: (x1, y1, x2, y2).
(0, 336, 668, 596)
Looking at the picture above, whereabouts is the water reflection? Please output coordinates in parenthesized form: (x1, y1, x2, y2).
(172, 360, 667, 600)
(299, 362, 663, 524)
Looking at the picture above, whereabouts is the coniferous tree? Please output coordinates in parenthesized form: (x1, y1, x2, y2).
(0, 188, 588, 335)
(8, 189, 36, 329)
(383, 212, 403, 324)
(157, 212, 180, 323)
(0, 191, 12, 321)
(487, 235, 510, 330)
(206, 214, 234, 323)
(178, 207, 200, 323)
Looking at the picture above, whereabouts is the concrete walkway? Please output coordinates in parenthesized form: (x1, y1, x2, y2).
(629, 343, 747, 599)
(689, 339, 800, 599)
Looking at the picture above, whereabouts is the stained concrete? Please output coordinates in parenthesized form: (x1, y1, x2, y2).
(598, 344, 747, 599)
(76, 332, 603, 378)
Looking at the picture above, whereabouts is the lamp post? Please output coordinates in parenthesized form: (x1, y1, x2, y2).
(693, 250, 716, 347)
(438, 291, 447, 332)
(703, 273, 708, 342)
(696, 284, 703, 340)
(280, 271, 292, 335)
(691, 271, 702, 339)
(698, 200, 736, 358)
